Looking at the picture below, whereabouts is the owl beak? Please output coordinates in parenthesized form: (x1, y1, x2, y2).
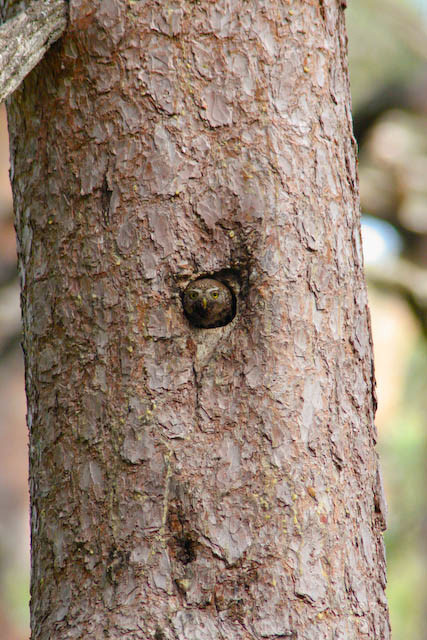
(201, 297, 207, 309)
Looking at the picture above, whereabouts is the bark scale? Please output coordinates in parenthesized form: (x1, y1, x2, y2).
(6, 1, 390, 638)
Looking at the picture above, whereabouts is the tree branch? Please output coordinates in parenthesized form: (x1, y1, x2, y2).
(366, 259, 427, 337)
(0, 0, 67, 103)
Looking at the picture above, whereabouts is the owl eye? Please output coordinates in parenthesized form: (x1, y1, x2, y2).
(189, 291, 198, 300)
(211, 291, 219, 299)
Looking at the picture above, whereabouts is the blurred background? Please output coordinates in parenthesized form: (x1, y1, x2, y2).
(0, 0, 426, 637)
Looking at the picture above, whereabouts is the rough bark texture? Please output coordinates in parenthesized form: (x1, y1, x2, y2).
(6, 1, 390, 638)
(0, 0, 67, 103)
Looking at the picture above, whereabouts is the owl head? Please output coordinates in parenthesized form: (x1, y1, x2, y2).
(182, 278, 235, 329)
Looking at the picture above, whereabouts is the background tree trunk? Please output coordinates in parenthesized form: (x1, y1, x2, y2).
(6, 1, 390, 638)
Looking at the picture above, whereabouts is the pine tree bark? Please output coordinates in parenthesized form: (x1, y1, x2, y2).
(6, 1, 390, 638)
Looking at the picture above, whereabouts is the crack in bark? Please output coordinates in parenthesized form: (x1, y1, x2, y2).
(101, 173, 112, 226)
(192, 363, 201, 433)
(160, 451, 173, 542)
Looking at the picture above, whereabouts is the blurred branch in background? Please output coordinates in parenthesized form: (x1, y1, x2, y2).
(366, 259, 427, 337)
(0, 0, 67, 103)
(359, 110, 427, 267)
(353, 74, 427, 147)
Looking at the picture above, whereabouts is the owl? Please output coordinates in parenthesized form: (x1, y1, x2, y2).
(183, 278, 234, 328)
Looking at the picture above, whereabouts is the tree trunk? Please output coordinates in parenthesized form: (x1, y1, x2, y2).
(6, 1, 390, 638)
